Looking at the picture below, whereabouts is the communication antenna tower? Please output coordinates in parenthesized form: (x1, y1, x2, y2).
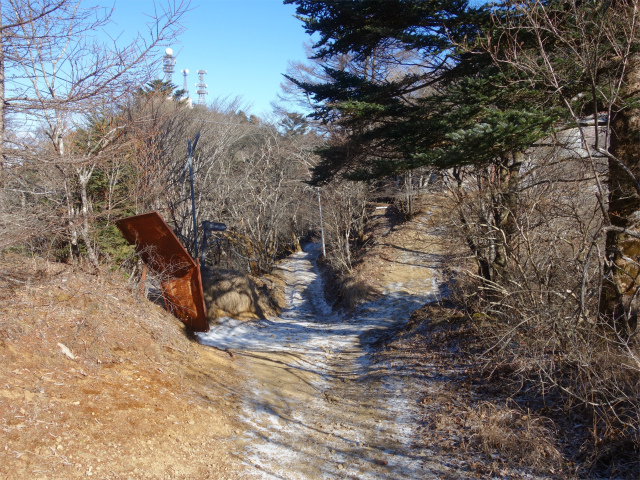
(181, 69, 190, 99)
(162, 48, 176, 84)
(195, 70, 208, 106)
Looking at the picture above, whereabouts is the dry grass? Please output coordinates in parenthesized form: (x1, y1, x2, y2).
(464, 403, 564, 470)
(377, 302, 578, 477)
(0, 253, 248, 479)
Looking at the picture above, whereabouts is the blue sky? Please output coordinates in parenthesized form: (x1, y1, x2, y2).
(102, 0, 311, 117)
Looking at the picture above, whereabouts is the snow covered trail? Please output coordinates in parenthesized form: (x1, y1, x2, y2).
(197, 242, 443, 479)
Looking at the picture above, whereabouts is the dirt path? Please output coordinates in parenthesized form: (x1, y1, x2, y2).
(198, 215, 446, 479)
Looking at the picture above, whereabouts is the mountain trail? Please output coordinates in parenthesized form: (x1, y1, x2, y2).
(198, 209, 447, 479)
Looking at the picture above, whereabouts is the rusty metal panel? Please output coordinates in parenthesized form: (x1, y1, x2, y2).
(116, 212, 209, 332)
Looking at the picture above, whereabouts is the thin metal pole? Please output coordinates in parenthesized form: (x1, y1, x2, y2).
(317, 187, 326, 257)
(189, 160, 198, 260)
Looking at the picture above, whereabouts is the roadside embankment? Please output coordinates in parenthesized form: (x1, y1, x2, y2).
(0, 255, 247, 479)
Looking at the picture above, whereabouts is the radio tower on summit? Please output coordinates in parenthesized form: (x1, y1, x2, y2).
(162, 48, 176, 84)
(181, 69, 190, 99)
(195, 70, 208, 106)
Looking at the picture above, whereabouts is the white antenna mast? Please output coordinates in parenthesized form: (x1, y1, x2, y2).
(195, 70, 208, 106)
(162, 48, 176, 84)
(181, 69, 190, 99)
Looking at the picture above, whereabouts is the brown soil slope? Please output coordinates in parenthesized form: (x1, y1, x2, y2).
(0, 255, 246, 480)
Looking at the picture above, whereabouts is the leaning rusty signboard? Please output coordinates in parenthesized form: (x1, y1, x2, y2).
(116, 212, 209, 332)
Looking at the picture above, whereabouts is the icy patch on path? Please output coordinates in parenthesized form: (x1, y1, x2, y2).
(198, 245, 354, 365)
(198, 243, 441, 479)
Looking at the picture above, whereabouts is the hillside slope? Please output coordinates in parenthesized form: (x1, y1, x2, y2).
(0, 255, 246, 479)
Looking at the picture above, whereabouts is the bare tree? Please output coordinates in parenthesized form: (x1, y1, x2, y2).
(120, 89, 322, 275)
(0, 0, 189, 262)
(487, 0, 640, 333)
(319, 178, 369, 274)
(447, 0, 640, 448)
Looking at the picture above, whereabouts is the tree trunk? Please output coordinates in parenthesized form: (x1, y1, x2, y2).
(452, 167, 494, 282)
(77, 166, 99, 269)
(0, 3, 4, 170)
(406, 171, 413, 217)
(600, 53, 640, 335)
(292, 231, 301, 252)
(0, 47, 3, 167)
(492, 154, 522, 282)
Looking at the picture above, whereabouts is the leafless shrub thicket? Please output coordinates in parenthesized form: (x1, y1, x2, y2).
(3, 60, 334, 278)
(130, 93, 381, 278)
(387, 169, 435, 220)
(318, 179, 369, 274)
(442, 131, 640, 467)
(449, 0, 640, 467)
(125, 95, 325, 275)
(0, 0, 189, 267)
